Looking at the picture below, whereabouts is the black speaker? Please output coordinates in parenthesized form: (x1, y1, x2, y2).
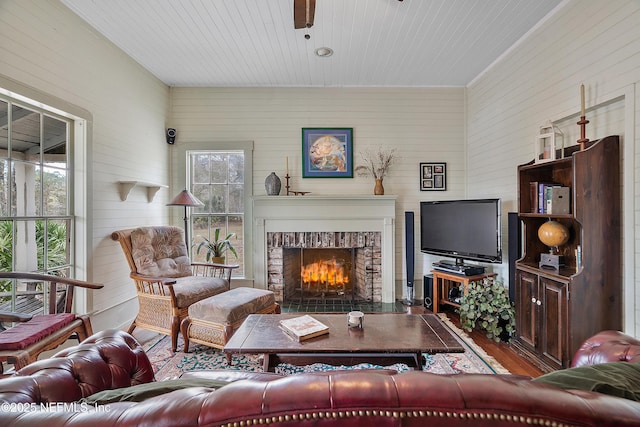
(508, 212, 522, 303)
(404, 211, 415, 304)
(166, 128, 177, 145)
(423, 274, 433, 309)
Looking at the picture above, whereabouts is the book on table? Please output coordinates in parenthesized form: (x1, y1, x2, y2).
(279, 315, 329, 341)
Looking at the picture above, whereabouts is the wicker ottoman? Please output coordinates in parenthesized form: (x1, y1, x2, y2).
(180, 287, 280, 364)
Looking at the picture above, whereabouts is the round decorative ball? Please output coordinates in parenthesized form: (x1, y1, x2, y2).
(538, 220, 570, 248)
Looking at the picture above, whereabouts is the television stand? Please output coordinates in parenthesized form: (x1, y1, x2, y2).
(430, 270, 496, 314)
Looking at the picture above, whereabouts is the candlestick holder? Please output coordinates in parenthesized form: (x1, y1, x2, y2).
(285, 174, 291, 196)
(577, 115, 589, 150)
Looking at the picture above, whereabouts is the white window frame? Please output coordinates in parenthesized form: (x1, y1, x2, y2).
(171, 141, 254, 287)
(0, 77, 92, 314)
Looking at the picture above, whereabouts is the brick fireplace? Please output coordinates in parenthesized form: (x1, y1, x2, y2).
(253, 196, 396, 304)
(269, 231, 382, 303)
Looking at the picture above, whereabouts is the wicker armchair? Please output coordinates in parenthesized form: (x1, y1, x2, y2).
(111, 226, 238, 351)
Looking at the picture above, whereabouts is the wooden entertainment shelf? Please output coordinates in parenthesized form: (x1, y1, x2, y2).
(431, 270, 496, 314)
(513, 135, 622, 372)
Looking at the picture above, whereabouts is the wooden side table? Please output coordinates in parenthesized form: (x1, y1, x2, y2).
(430, 270, 497, 314)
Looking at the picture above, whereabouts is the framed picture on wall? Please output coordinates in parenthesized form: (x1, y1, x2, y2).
(302, 128, 353, 178)
(420, 162, 446, 191)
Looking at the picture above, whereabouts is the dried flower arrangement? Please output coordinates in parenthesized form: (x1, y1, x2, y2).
(355, 147, 397, 180)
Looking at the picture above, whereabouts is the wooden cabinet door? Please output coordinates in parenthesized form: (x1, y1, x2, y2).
(515, 269, 537, 350)
(539, 276, 568, 369)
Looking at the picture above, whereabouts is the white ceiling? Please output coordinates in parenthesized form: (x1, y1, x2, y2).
(61, 0, 563, 87)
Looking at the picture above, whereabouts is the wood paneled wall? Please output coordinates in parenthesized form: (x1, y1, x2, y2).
(0, 0, 170, 330)
(169, 87, 467, 297)
(467, 0, 640, 334)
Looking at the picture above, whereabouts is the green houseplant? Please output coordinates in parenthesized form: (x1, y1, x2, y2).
(458, 277, 515, 342)
(195, 228, 238, 264)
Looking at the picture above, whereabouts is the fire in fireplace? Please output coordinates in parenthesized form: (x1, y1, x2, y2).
(284, 247, 355, 303)
(301, 250, 351, 292)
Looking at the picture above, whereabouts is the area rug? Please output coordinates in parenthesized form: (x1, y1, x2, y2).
(143, 315, 509, 380)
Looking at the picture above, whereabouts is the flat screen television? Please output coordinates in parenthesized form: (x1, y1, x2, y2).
(420, 199, 502, 265)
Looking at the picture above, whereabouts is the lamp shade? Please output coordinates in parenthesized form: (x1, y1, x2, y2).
(167, 189, 204, 207)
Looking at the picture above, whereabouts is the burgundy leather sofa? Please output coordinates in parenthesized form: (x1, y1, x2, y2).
(1, 329, 640, 426)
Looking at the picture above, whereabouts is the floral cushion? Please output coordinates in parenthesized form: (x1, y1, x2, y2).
(172, 276, 229, 308)
(188, 288, 275, 324)
(131, 226, 192, 278)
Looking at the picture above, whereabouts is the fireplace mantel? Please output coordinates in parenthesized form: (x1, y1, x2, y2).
(253, 195, 396, 303)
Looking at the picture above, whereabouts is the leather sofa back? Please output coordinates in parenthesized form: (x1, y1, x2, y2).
(2, 329, 640, 426)
(0, 329, 154, 404)
(3, 369, 640, 426)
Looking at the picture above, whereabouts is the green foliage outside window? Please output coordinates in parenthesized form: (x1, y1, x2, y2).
(0, 221, 69, 294)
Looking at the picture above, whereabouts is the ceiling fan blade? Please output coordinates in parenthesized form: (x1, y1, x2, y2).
(294, 0, 315, 29)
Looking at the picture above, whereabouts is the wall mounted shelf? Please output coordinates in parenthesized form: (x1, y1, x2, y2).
(118, 181, 168, 202)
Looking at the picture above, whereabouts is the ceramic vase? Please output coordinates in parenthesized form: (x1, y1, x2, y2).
(265, 172, 281, 196)
(374, 178, 384, 195)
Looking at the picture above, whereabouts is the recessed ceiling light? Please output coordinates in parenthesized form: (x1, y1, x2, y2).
(315, 47, 333, 57)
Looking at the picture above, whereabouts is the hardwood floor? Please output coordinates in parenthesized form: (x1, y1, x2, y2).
(404, 304, 545, 377)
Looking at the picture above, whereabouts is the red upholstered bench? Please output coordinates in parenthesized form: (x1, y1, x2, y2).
(0, 314, 76, 350)
(0, 272, 103, 374)
(0, 313, 96, 373)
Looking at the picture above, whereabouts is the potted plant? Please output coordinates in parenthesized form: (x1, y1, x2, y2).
(195, 228, 238, 264)
(458, 277, 515, 342)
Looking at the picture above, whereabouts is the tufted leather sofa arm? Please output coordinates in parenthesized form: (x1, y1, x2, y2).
(572, 330, 640, 367)
(0, 329, 154, 404)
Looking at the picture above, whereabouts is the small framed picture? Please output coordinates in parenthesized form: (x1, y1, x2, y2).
(420, 162, 446, 191)
(302, 128, 353, 178)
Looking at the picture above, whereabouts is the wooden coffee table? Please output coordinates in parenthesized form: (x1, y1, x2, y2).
(224, 313, 464, 371)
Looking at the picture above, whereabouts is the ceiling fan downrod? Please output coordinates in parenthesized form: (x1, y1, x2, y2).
(294, 0, 315, 34)
(305, 0, 312, 28)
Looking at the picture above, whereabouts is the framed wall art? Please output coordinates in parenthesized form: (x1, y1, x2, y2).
(420, 162, 446, 191)
(302, 128, 353, 178)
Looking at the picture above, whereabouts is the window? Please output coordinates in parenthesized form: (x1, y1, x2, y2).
(0, 96, 73, 314)
(189, 151, 244, 276)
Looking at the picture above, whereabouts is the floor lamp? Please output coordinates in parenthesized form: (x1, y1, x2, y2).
(167, 189, 204, 256)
